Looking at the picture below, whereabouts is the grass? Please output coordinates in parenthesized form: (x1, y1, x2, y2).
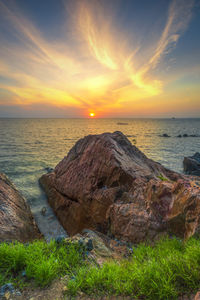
(157, 173, 169, 181)
(0, 239, 86, 288)
(67, 237, 200, 299)
(1, 237, 200, 299)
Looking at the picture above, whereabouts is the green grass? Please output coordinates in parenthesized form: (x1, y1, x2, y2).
(1, 237, 200, 299)
(67, 237, 200, 299)
(157, 174, 169, 181)
(0, 239, 86, 288)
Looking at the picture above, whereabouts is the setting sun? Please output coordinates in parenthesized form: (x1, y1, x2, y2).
(89, 112, 95, 117)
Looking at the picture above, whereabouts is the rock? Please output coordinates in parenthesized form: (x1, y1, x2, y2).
(195, 292, 200, 300)
(177, 134, 199, 138)
(21, 270, 26, 277)
(64, 229, 131, 261)
(64, 230, 113, 260)
(55, 235, 66, 244)
(40, 131, 200, 243)
(0, 283, 21, 299)
(41, 206, 47, 216)
(161, 133, 170, 137)
(0, 173, 40, 242)
(190, 134, 199, 137)
(86, 239, 93, 251)
(44, 167, 54, 173)
(183, 153, 200, 176)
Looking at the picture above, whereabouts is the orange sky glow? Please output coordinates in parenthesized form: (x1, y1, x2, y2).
(0, 0, 199, 118)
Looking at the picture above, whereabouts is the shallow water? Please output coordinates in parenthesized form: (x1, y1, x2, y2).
(0, 118, 200, 239)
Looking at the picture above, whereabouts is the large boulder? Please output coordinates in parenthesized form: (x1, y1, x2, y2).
(40, 131, 200, 243)
(183, 153, 200, 176)
(0, 173, 40, 242)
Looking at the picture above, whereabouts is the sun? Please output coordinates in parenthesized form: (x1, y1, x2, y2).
(89, 112, 95, 117)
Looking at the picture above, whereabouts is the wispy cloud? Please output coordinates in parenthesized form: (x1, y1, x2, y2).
(136, 0, 194, 74)
(0, 0, 196, 116)
(124, 0, 195, 96)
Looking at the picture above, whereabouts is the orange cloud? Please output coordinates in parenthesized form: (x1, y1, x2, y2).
(0, 0, 196, 116)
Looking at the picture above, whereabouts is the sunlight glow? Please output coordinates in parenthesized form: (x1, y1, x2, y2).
(0, 0, 197, 117)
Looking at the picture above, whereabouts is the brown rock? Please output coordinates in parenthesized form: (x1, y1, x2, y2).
(40, 131, 200, 243)
(195, 292, 200, 300)
(0, 173, 41, 242)
(183, 152, 200, 176)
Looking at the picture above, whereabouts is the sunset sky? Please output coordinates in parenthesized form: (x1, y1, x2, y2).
(0, 0, 200, 118)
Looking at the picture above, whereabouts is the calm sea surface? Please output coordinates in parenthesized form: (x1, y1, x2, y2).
(0, 118, 200, 238)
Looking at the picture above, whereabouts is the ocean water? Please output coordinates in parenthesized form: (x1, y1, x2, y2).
(0, 118, 200, 238)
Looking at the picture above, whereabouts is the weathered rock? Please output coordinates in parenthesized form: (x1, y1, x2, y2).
(65, 230, 113, 259)
(41, 206, 47, 216)
(40, 131, 200, 243)
(183, 153, 200, 176)
(0, 173, 40, 242)
(64, 229, 131, 264)
(161, 133, 171, 137)
(195, 291, 200, 300)
(0, 283, 21, 299)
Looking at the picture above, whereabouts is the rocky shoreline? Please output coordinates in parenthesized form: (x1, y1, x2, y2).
(1, 131, 200, 299)
(0, 173, 41, 243)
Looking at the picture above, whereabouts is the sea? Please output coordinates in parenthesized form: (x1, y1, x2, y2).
(0, 118, 200, 239)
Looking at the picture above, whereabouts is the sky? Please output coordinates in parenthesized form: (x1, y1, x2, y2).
(0, 0, 200, 118)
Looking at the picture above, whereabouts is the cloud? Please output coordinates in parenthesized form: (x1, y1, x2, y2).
(125, 0, 195, 96)
(143, 0, 194, 71)
(0, 0, 196, 116)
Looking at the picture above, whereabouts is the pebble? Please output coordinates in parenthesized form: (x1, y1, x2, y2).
(0, 284, 14, 297)
(0, 283, 21, 299)
(41, 207, 47, 216)
(62, 286, 68, 292)
(55, 235, 66, 244)
(86, 239, 93, 251)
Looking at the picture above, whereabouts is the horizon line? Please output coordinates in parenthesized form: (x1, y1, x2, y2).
(0, 117, 200, 120)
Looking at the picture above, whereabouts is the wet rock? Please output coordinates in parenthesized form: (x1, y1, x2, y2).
(183, 153, 200, 176)
(0, 283, 21, 299)
(55, 235, 66, 244)
(86, 239, 93, 251)
(132, 138, 137, 144)
(40, 131, 200, 243)
(161, 133, 171, 137)
(177, 134, 199, 138)
(0, 173, 41, 242)
(190, 134, 199, 137)
(44, 167, 54, 173)
(41, 207, 47, 216)
(21, 270, 26, 277)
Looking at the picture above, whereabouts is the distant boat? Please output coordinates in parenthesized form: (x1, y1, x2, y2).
(117, 122, 129, 125)
(171, 117, 175, 119)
